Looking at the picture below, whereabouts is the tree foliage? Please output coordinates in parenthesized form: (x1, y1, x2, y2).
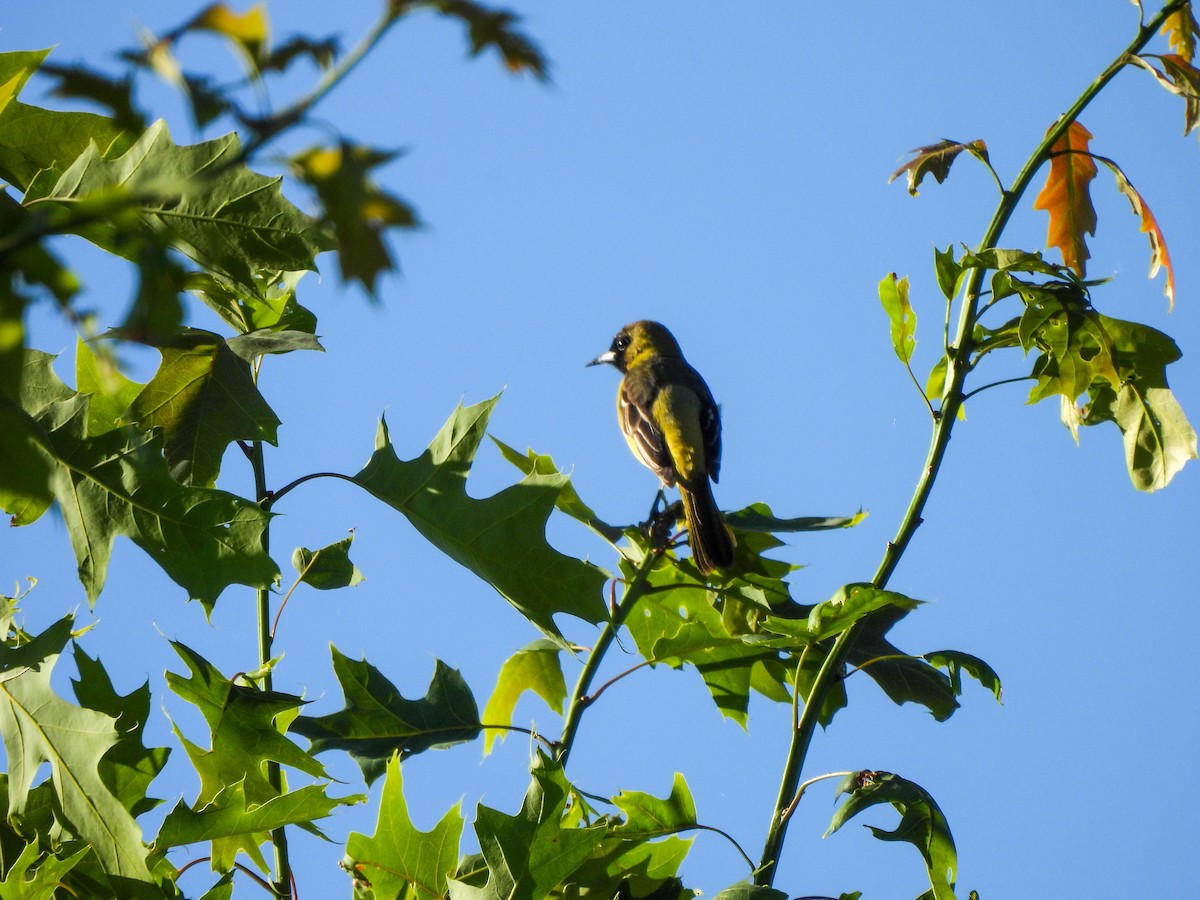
(0, 2, 1196, 899)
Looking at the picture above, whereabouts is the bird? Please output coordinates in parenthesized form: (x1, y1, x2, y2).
(588, 320, 735, 575)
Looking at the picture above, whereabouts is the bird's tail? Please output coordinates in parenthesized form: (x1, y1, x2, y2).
(679, 479, 735, 575)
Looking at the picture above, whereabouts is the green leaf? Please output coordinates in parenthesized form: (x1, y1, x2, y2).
(125, 329, 280, 487)
(491, 437, 625, 542)
(723, 502, 866, 533)
(924, 650, 1002, 703)
(292, 533, 365, 590)
(879, 273, 916, 364)
(1015, 282, 1120, 404)
(353, 397, 609, 639)
(934, 245, 963, 301)
(74, 338, 144, 437)
(760, 584, 919, 645)
(1080, 316, 1197, 491)
(290, 142, 419, 294)
(0, 617, 154, 885)
(614, 773, 697, 839)
(157, 782, 358, 870)
(448, 753, 604, 900)
(70, 648, 170, 818)
(344, 754, 465, 900)
(0, 842, 90, 900)
(291, 647, 481, 785)
(0, 49, 136, 191)
(827, 771, 957, 900)
(164, 642, 326, 873)
(845, 608, 960, 722)
(482, 640, 565, 755)
(709, 885, 788, 900)
(225, 329, 324, 361)
(187, 271, 319, 336)
(22, 120, 328, 289)
(622, 553, 779, 725)
(9, 351, 278, 607)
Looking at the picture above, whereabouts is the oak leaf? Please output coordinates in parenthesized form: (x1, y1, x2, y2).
(1032, 121, 1097, 276)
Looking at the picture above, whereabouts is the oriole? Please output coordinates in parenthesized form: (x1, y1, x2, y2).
(589, 320, 735, 575)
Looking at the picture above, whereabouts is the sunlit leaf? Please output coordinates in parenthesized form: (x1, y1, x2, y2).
(888, 139, 988, 196)
(187, 3, 270, 70)
(344, 754, 464, 900)
(492, 437, 625, 542)
(879, 273, 916, 364)
(0, 842, 90, 898)
(291, 533, 365, 590)
(291, 648, 481, 785)
(924, 650, 1003, 703)
(22, 120, 328, 290)
(74, 339, 143, 437)
(447, 753, 604, 900)
(0, 49, 136, 191)
(163, 642, 326, 873)
(0, 617, 154, 885)
(724, 502, 866, 533)
(613, 773, 698, 839)
(1094, 155, 1175, 309)
(1161, 54, 1200, 138)
(353, 397, 609, 639)
(481, 640, 565, 755)
(1160, 6, 1200, 61)
(828, 771, 957, 900)
(1032, 121, 1097, 276)
(1081, 316, 1197, 490)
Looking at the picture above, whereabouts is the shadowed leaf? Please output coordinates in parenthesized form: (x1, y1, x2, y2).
(127, 329, 280, 487)
(291, 648, 481, 785)
(8, 352, 277, 606)
(353, 397, 609, 639)
(828, 771, 957, 900)
(889, 139, 988, 196)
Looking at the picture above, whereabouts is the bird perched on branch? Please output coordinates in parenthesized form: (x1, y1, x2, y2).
(588, 320, 735, 575)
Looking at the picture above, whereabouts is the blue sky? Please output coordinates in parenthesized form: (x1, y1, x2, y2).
(4, 2, 1200, 898)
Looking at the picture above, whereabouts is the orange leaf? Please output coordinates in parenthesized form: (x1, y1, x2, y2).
(1032, 121, 1097, 277)
(1097, 157, 1176, 311)
(1160, 7, 1200, 62)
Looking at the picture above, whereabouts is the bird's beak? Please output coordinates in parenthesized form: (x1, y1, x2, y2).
(587, 350, 617, 367)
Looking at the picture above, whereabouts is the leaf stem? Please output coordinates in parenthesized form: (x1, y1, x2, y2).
(556, 549, 660, 766)
(251, 440, 292, 898)
(261, 471, 357, 511)
(754, 2, 1186, 886)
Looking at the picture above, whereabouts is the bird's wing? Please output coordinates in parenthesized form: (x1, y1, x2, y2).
(619, 384, 676, 486)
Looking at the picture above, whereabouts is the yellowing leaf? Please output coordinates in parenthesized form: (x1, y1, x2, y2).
(1032, 121, 1097, 276)
(1161, 7, 1200, 62)
(1096, 156, 1176, 310)
(888, 139, 989, 196)
(481, 641, 566, 755)
(190, 3, 270, 67)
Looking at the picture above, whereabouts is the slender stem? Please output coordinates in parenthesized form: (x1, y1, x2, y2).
(261, 471, 357, 511)
(250, 440, 291, 898)
(754, 3, 1185, 886)
(237, 8, 401, 159)
(556, 550, 661, 766)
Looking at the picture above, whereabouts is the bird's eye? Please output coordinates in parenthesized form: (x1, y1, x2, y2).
(614, 335, 631, 351)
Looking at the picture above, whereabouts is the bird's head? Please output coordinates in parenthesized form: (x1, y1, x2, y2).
(587, 320, 683, 373)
